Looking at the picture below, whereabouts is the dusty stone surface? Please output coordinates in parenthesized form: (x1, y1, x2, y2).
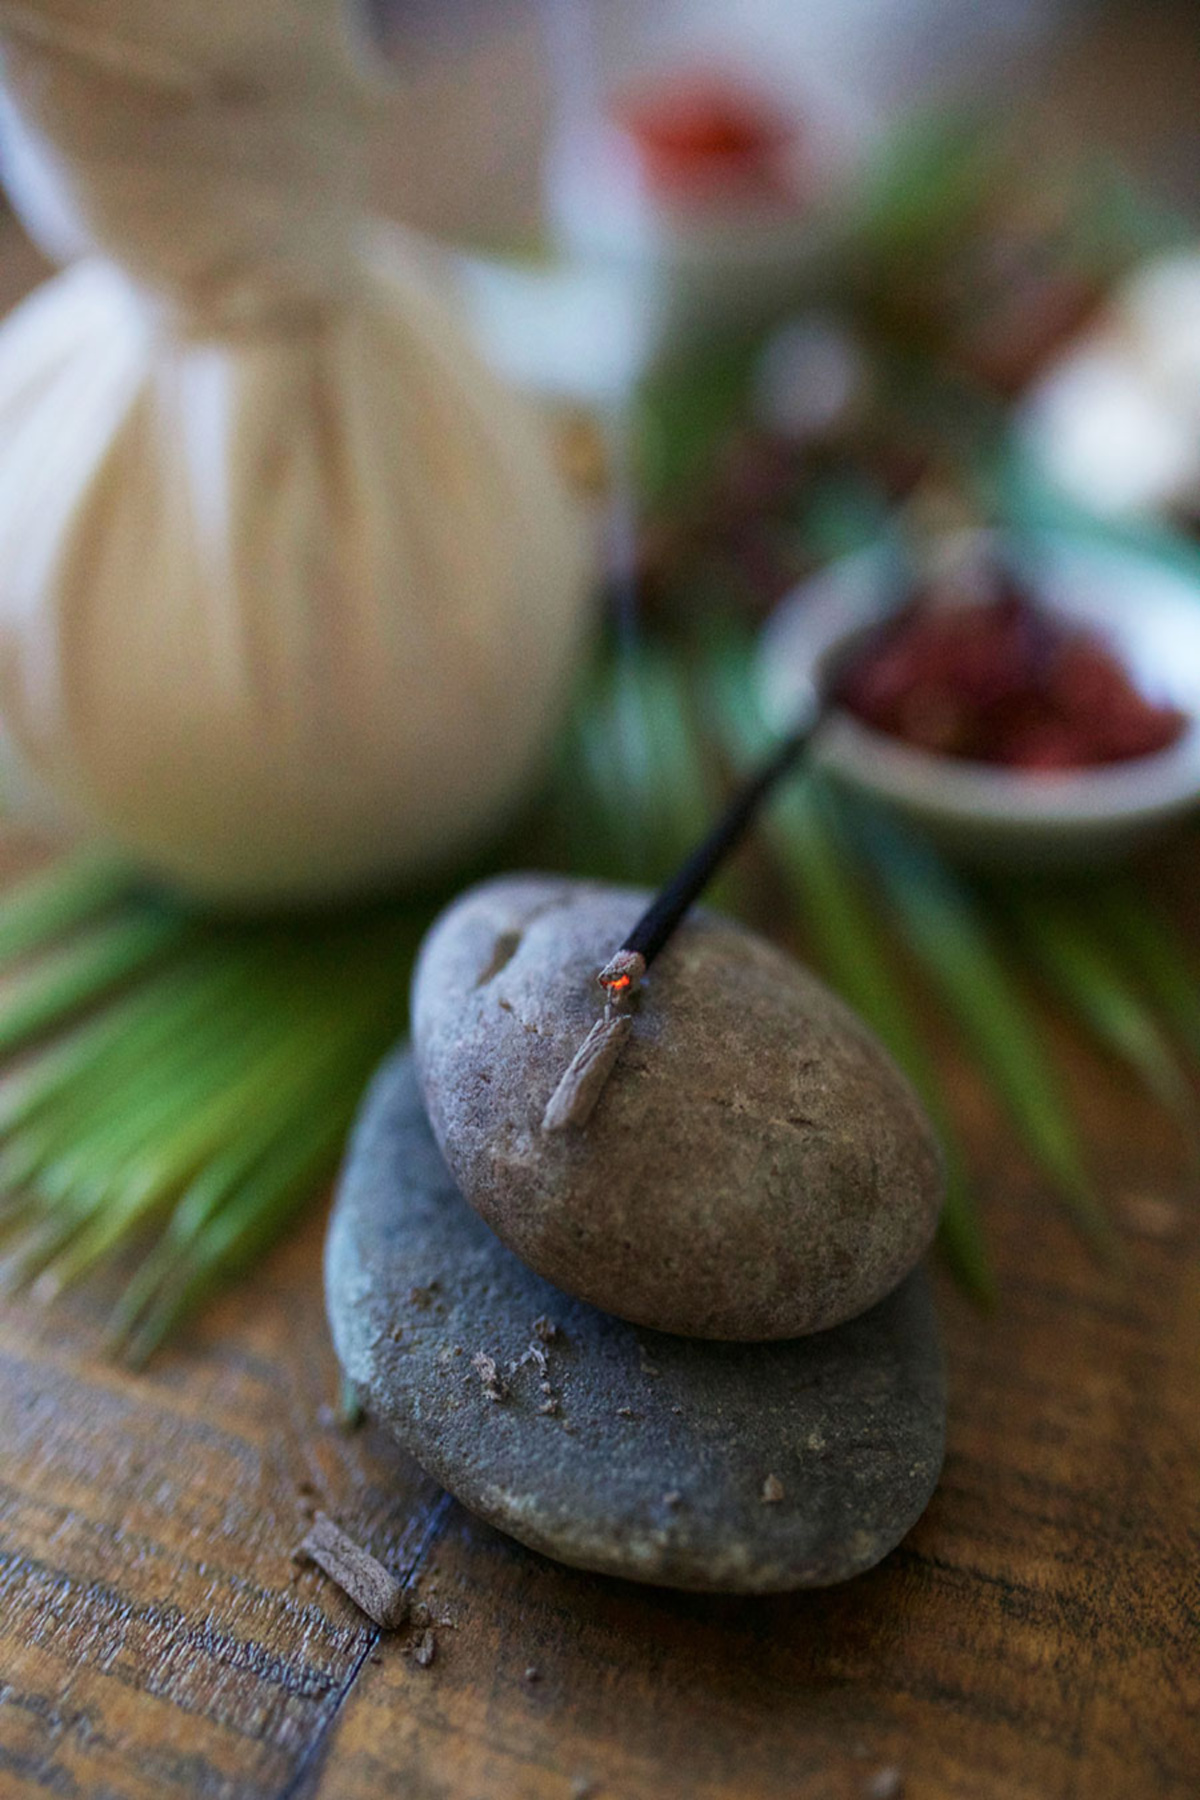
(325, 1050, 946, 1594)
(411, 875, 943, 1339)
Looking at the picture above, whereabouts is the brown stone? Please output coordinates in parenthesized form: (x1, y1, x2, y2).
(411, 876, 943, 1339)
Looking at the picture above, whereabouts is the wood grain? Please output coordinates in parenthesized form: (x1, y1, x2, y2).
(0, 868, 1197, 1800)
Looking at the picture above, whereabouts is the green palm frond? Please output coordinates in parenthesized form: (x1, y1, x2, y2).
(0, 851, 137, 962)
(0, 908, 191, 1056)
(0, 900, 420, 1347)
(998, 887, 1194, 1125)
(855, 815, 1115, 1253)
(1089, 879, 1200, 1068)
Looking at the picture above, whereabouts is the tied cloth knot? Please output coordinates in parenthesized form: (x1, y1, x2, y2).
(0, 0, 378, 330)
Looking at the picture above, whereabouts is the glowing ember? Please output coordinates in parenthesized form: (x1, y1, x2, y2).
(597, 949, 648, 1002)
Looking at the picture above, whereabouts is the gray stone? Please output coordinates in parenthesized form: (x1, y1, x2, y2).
(325, 1050, 946, 1595)
(411, 875, 943, 1339)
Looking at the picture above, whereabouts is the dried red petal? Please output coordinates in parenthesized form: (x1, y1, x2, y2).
(834, 582, 1185, 771)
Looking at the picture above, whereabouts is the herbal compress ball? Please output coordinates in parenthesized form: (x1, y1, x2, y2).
(412, 876, 945, 1340)
(0, 1, 592, 903)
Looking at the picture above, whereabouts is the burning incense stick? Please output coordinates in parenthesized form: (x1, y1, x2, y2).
(542, 717, 817, 1132)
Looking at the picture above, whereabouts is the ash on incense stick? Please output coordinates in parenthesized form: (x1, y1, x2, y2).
(542, 718, 816, 1133)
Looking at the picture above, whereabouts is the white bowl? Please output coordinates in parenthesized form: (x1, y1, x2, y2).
(758, 532, 1200, 870)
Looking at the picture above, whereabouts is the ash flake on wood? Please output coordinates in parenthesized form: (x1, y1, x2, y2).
(297, 1512, 410, 1629)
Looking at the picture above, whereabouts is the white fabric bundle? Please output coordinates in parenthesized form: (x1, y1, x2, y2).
(0, 0, 592, 902)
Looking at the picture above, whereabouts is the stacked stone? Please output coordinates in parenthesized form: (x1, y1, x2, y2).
(325, 877, 947, 1594)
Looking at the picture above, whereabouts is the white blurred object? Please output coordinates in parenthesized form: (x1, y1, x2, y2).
(454, 251, 661, 404)
(0, 0, 593, 905)
(1118, 255, 1200, 399)
(753, 314, 867, 441)
(1021, 252, 1200, 523)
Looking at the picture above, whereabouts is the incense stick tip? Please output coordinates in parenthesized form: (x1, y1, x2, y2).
(597, 948, 647, 1002)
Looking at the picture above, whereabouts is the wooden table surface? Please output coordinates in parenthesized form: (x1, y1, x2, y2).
(1, 831, 1198, 1800)
(2, 11, 1200, 1778)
